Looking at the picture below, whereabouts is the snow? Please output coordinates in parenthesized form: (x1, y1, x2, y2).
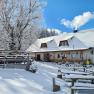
(61, 71, 91, 75)
(72, 86, 94, 90)
(75, 82, 94, 88)
(0, 61, 94, 94)
(0, 62, 69, 94)
(26, 29, 94, 52)
(63, 75, 94, 79)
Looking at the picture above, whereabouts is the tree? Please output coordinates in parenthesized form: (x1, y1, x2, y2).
(0, 0, 44, 51)
(39, 28, 61, 38)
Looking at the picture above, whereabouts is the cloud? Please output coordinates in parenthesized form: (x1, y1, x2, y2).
(61, 11, 94, 30)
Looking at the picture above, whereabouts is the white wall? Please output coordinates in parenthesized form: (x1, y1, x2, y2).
(32, 49, 94, 64)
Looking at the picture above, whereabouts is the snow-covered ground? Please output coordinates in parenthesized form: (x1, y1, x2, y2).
(0, 62, 70, 94)
(0, 61, 94, 94)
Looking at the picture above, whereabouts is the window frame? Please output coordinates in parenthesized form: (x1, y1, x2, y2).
(40, 43, 47, 48)
(59, 40, 69, 46)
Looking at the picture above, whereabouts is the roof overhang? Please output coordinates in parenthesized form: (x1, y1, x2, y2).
(31, 48, 88, 53)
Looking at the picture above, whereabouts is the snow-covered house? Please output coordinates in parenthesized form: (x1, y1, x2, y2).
(27, 29, 94, 63)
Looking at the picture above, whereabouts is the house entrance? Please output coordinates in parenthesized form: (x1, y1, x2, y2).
(44, 53, 50, 61)
(36, 54, 41, 60)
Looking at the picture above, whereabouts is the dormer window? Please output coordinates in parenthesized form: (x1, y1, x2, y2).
(41, 43, 47, 48)
(59, 40, 69, 46)
(90, 50, 94, 55)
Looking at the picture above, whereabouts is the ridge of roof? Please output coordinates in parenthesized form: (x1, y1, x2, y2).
(78, 28, 94, 33)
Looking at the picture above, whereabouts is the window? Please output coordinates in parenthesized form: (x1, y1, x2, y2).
(40, 43, 47, 48)
(91, 50, 94, 55)
(59, 40, 69, 46)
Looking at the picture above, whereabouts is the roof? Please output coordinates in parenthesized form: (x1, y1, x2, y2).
(75, 29, 94, 47)
(26, 29, 94, 52)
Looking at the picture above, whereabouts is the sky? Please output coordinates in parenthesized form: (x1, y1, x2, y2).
(43, 0, 94, 32)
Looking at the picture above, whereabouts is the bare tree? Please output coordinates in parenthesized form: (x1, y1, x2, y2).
(0, 0, 43, 51)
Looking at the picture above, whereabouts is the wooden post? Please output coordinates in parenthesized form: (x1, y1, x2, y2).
(52, 77, 60, 92)
(91, 72, 94, 84)
(57, 70, 62, 79)
(71, 89, 77, 94)
(53, 78, 55, 86)
(3, 55, 6, 69)
(71, 79, 76, 94)
(25, 53, 31, 71)
(71, 89, 74, 94)
(27, 53, 30, 64)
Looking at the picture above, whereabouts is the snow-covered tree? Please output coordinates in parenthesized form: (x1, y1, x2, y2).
(39, 28, 62, 38)
(0, 0, 44, 51)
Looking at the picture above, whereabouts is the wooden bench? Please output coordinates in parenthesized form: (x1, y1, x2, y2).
(63, 75, 94, 94)
(0, 64, 5, 68)
(71, 86, 94, 94)
(72, 86, 94, 90)
(61, 71, 92, 76)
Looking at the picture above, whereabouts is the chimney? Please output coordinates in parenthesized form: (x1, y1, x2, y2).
(73, 29, 78, 33)
(73, 27, 78, 33)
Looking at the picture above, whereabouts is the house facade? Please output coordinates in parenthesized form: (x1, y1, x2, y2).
(27, 29, 94, 64)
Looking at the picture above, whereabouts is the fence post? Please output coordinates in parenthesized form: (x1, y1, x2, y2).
(52, 77, 60, 92)
(53, 77, 55, 86)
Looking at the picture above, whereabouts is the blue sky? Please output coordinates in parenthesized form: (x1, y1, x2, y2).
(43, 0, 94, 32)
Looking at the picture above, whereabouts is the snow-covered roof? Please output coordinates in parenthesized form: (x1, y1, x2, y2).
(75, 29, 94, 47)
(26, 29, 94, 52)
